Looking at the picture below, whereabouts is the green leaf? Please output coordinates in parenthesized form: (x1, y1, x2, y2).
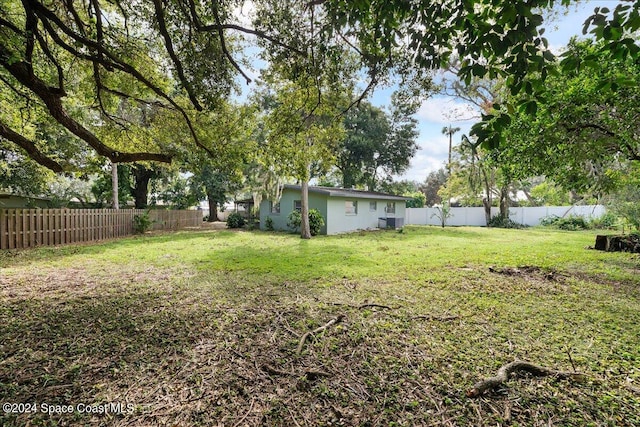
(582, 16, 593, 35)
(496, 113, 512, 127)
(519, 100, 537, 116)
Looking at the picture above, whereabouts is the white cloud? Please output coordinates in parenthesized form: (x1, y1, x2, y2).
(418, 134, 450, 157)
(401, 152, 447, 182)
(398, 122, 474, 182)
(416, 97, 479, 124)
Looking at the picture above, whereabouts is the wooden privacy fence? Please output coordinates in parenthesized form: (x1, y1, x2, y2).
(0, 209, 202, 250)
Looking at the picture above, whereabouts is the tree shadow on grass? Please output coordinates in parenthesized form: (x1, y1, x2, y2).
(1, 239, 639, 426)
(0, 229, 236, 268)
(0, 289, 228, 425)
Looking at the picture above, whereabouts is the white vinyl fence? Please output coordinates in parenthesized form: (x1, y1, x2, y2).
(405, 205, 606, 227)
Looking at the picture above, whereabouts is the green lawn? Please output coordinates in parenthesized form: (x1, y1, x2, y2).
(1, 226, 638, 426)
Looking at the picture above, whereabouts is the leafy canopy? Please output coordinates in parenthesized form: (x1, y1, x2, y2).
(498, 39, 640, 194)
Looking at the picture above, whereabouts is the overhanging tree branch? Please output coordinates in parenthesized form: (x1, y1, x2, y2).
(0, 15, 24, 35)
(5, 0, 322, 168)
(565, 123, 616, 138)
(23, 5, 37, 65)
(34, 30, 64, 91)
(0, 120, 64, 172)
(197, 23, 306, 56)
(339, 68, 379, 116)
(564, 122, 640, 160)
(0, 49, 172, 164)
(211, 1, 252, 84)
(30, 4, 213, 157)
(0, 75, 33, 102)
(63, 0, 89, 36)
(152, 0, 204, 110)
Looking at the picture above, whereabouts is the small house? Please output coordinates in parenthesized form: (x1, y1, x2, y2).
(260, 185, 409, 235)
(0, 192, 51, 209)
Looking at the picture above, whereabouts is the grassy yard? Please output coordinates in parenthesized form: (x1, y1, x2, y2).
(0, 226, 638, 426)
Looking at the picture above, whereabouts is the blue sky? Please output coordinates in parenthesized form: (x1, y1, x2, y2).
(366, 1, 621, 183)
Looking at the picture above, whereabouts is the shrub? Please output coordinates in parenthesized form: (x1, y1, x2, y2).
(589, 212, 618, 230)
(133, 211, 153, 234)
(308, 209, 325, 235)
(611, 202, 640, 231)
(540, 214, 561, 227)
(226, 212, 245, 228)
(287, 209, 325, 235)
(287, 210, 301, 231)
(488, 215, 525, 229)
(265, 216, 274, 231)
(556, 215, 590, 231)
(541, 214, 590, 231)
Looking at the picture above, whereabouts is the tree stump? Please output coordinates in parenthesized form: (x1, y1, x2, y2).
(595, 235, 610, 251)
(594, 234, 640, 253)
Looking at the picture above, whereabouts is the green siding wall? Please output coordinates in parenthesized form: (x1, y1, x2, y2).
(260, 189, 327, 234)
(261, 189, 405, 235)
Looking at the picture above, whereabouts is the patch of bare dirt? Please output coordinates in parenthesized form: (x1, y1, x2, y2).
(199, 221, 228, 230)
(0, 265, 189, 302)
(488, 266, 564, 282)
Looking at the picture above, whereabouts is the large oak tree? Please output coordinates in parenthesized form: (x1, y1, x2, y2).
(1, 0, 636, 176)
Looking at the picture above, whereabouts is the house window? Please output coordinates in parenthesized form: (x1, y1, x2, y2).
(345, 201, 358, 215)
(270, 202, 280, 214)
(294, 200, 302, 212)
(386, 202, 396, 214)
(369, 201, 377, 212)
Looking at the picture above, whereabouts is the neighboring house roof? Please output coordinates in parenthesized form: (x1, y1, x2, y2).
(0, 192, 52, 208)
(282, 185, 410, 201)
(0, 192, 51, 201)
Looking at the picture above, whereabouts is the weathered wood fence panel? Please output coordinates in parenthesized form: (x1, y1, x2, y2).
(0, 209, 202, 250)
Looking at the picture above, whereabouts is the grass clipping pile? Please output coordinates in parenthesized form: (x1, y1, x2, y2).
(1, 262, 639, 426)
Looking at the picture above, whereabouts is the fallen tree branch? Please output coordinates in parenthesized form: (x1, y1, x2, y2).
(296, 314, 344, 356)
(323, 301, 399, 310)
(467, 360, 586, 398)
(358, 304, 392, 310)
(232, 398, 255, 427)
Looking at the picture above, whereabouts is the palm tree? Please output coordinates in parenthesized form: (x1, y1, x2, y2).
(442, 125, 461, 175)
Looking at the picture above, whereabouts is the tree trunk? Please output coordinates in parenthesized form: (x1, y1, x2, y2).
(131, 165, 152, 209)
(301, 179, 311, 239)
(111, 161, 119, 209)
(448, 134, 452, 175)
(342, 168, 355, 189)
(482, 198, 491, 225)
(207, 190, 219, 222)
(499, 186, 510, 219)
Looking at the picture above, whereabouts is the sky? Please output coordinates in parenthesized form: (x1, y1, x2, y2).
(366, 1, 622, 184)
